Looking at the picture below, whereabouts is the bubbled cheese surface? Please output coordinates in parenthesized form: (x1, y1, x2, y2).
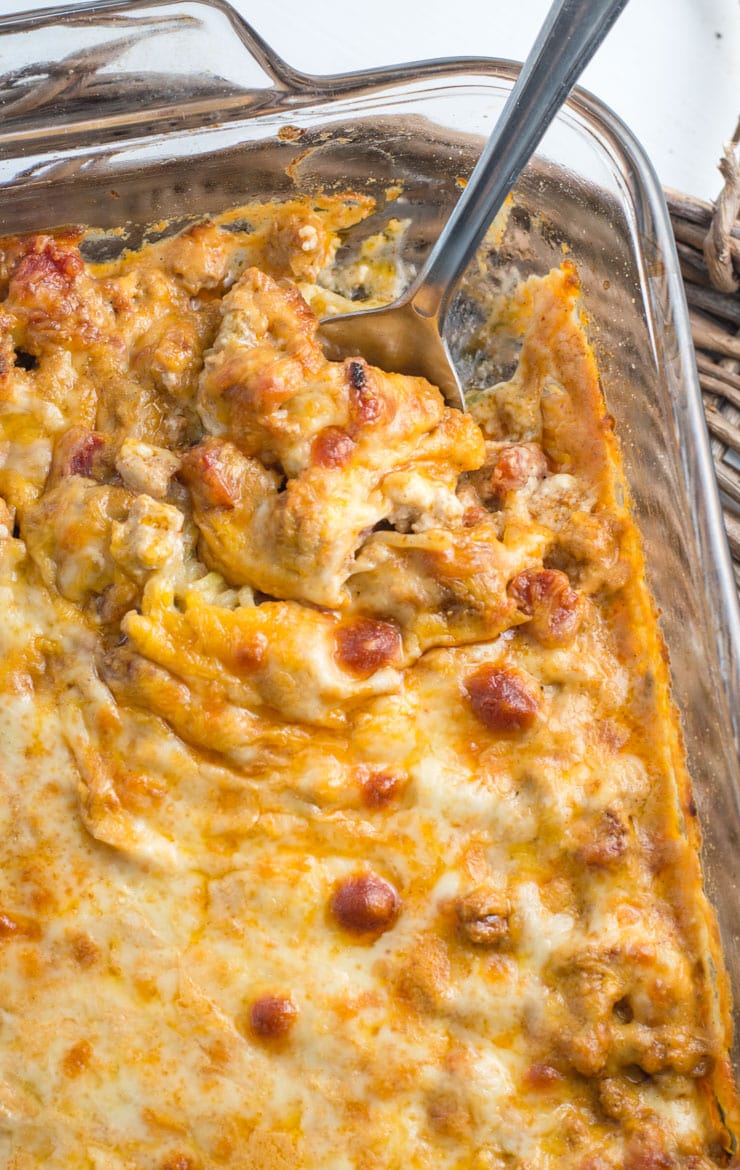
(0, 197, 736, 1170)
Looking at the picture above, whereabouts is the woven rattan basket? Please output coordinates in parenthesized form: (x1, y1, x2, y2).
(666, 124, 740, 596)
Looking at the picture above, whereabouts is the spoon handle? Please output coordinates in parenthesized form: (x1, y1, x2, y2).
(411, 0, 630, 322)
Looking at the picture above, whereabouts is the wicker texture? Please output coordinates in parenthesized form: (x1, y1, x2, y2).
(666, 122, 740, 595)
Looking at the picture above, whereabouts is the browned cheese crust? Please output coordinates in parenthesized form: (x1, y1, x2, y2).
(0, 195, 736, 1169)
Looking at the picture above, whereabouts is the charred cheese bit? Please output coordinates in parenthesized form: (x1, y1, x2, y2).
(0, 197, 735, 1170)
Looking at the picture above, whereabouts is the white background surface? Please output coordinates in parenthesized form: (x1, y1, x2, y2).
(0, 0, 738, 200)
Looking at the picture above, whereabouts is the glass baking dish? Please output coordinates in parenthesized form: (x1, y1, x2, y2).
(1, 0, 739, 1071)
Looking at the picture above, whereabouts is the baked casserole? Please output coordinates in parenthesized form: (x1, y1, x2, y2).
(0, 194, 737, 1168)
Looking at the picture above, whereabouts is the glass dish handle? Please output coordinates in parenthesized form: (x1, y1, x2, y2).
(0, 0, 528, 148)
(0, 0, 306, 142)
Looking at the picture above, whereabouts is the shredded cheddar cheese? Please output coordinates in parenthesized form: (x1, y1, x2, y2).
(0, 195, 736, 1169)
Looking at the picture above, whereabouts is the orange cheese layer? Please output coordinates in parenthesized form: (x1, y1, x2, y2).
(0, 197, 736, 1169)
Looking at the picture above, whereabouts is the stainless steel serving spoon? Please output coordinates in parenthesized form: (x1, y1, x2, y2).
(320, 0, 630, 410)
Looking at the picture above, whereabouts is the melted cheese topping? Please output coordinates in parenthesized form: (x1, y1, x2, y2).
(0, 197, 736, 1170)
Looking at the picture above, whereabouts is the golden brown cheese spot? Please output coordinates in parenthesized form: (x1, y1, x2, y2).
(159, 1156, 197, 1170)
(423, 523, 497, 583)
(115, 768, 167, 815)
(425, 1087, 472, 1140)
(358, 767, 406, 809)
(463, 663, 539, 733)
(180, 436, 242, 510)
(577, 809, 628, 868)
(244, 1130, 301, 1170)
(395, 936, 451, 1013)
(330, 872, 400, 936)
(0, 910, 41, 941)
(133, 315, 202, 400)
(508, 567, 583, 646)
(61, 1039, 92, 1078)
(334, 618, 402, 678)
(68, 931, 101, 969)
(310, 425, 355, 469)
(524, 1062, 564, 1090)
(199, 266, 323, 439)
(248, 994, 299, 1042)
(232, 633, 268, 673)
(455, 883, 510, 947)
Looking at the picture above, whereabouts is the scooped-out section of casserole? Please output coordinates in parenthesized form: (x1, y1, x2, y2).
(0, 194, 736, 1168)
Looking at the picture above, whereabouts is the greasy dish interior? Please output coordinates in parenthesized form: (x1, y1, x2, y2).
(0, 194, 737, 1168)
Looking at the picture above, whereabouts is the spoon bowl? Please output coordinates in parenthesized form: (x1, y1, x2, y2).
(320, 0, 630, 409)
(320, 297, 462, 407)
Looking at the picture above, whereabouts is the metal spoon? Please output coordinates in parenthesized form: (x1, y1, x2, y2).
(319, 0, 630, 410)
